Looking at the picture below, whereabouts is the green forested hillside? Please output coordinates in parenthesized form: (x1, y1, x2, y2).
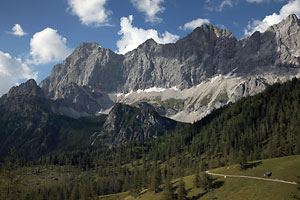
(190, 77, 300, 163)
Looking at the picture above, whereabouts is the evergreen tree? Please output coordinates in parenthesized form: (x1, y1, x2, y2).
(123, 174, 130, 192)
(200, 173, 214, 193)
(194, 169, 201, 188)
(130, 167, 141, 196)
(151, 168, 162, 193)
(238, 151, 248, 171)
(177, 179, 187, 200)
(163, 177, 175, 200)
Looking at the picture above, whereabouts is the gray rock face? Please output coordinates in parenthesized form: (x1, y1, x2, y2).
(40, 14, 300, 121)
(90, 103, 179, 147)
(40, 42, 124, 94)
(122, 25, 237, 91)
(1, 79, 52, 114)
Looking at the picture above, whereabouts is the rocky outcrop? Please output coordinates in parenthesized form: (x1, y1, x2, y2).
(90, 103, 180, 147)
(39, 14, 300, 122)
(0, 79, 52, 115)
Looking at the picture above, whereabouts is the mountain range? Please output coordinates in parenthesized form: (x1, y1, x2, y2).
(1, 14, 300, 158)
(39, 14, 300, 122)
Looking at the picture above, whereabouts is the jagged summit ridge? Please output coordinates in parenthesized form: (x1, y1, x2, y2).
(39, 14, 300, 122)
(6, 79, 43, 98)
(287, 13, 298, 22)
(189, 24, 235, 40)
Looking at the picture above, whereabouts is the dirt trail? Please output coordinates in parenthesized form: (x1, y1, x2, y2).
(206, 171, 297, 185)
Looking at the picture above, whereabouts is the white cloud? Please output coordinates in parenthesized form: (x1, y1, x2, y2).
(130, 0, 165, 23)
(28, 28, 72, 65)
(116, 15, 179, 54)
(205, 0, 234, 12)
(0, 51, 37, 96)
(67, 0, 111, 27)
(179, 18, 210, 31)
(10, 24, 27, 36)
(244, 0, 300, 36)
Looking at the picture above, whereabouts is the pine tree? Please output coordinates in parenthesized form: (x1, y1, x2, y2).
(238, 151, 248, 171)
(200, 173, 214, 193)
(194, 169, 201, 188)
(177, 179, 187, 200)
(151, 168, 162, 193)
(123, 174, 130, 192)
(130, 167, 141, 196)
(163, 177, 175, 200)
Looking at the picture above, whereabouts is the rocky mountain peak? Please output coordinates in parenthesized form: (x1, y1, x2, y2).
(286, 14, 299, 24)
(66, 42, 117, 64)
(269, 14, 300, 32)
(0, 78, 54, 116)
(40, 39, 124, 95)
(132, 38, 159, 54)
(191, 24, 235, 40)
(175, 24, 237, 58)
(6, 79, 44, 98)
(264, 13, 300, 63)
(75, 42, 102, 52)
(143, 38, 157, 46)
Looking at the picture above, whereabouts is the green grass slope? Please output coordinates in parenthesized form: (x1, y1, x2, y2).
(100, 155, 300, 200)
(211, 155, 300, 182)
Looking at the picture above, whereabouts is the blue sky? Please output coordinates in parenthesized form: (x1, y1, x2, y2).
(0, 0, 299, 96)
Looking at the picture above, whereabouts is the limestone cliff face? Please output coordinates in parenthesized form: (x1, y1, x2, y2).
(39, 14, 300, 122)
(121, 25, 237, 91)
(40, 42, 124, 95)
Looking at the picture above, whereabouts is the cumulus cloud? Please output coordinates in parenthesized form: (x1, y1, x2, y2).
(179, 18, 210, 31)
(130, 0, 165, 23)
(116, 15, 179, 54)
(0, 51, 36, 96)
(244, 0, 300, 36)
(28, 28, 72, 65)
(67, 0, 111, 26)
(10, 24, 27, 36)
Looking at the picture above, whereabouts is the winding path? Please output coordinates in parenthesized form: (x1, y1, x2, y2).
(205, 171, 297, 185)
